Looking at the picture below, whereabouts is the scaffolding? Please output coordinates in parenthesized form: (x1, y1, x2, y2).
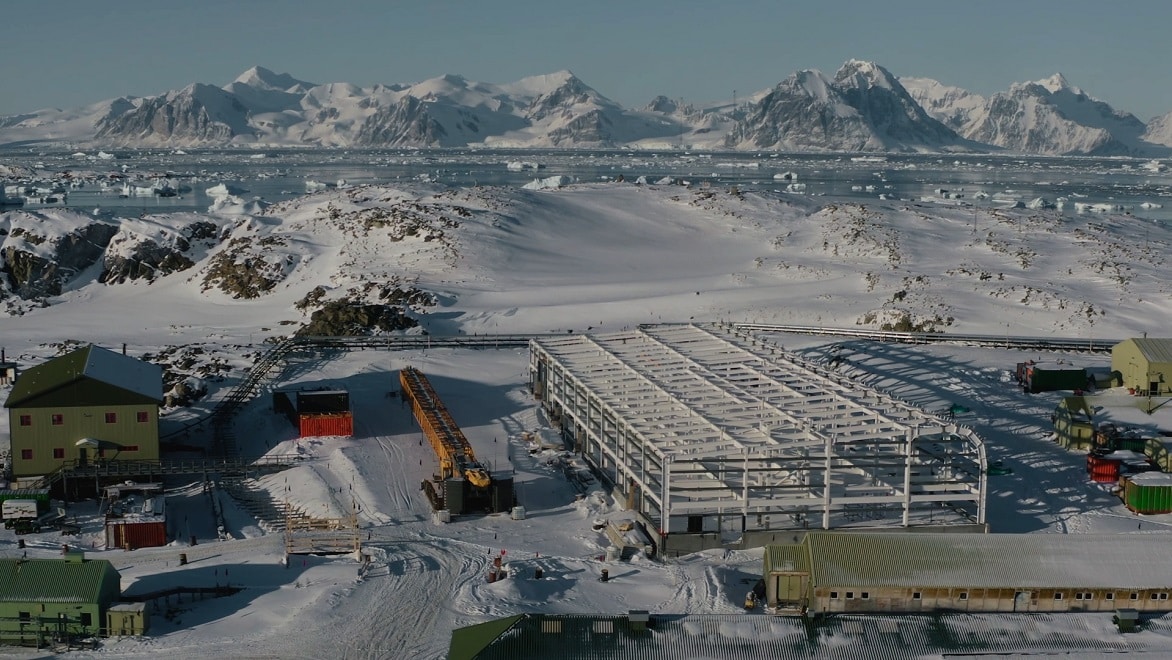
(529, 324, 987, 550)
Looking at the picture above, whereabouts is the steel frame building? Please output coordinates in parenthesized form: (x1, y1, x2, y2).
(529, 324, 987, 551)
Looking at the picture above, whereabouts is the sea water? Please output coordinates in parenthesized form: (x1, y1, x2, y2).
(2, 148, 1170, 224)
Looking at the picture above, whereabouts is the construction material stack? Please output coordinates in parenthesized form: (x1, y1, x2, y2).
(400, 367, 512, 515)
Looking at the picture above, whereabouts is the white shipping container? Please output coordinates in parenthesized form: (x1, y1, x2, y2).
(2, 499, 40, 520)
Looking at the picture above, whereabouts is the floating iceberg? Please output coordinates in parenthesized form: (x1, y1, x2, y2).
(522, 175, 574, 190)
(206, 183, 250, 197)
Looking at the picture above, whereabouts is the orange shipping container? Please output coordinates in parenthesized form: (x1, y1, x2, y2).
(300, 413, 354, 438)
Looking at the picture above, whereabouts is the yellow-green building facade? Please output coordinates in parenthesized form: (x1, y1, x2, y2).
(4, 345, 163, 479)
(1112, 338, 1172, 396)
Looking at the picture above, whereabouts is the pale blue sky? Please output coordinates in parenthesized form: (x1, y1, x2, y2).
(2, 0, 1169, 120)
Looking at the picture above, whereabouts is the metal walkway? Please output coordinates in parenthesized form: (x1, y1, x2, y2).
(165, 324, 1110, 461)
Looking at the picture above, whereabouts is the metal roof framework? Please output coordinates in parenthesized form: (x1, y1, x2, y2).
(530, 323, 986, 538)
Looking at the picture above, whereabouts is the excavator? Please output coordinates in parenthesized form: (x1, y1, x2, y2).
(400, 367, 492, 489)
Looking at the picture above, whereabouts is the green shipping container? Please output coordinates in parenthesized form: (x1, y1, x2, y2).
(1027, 367, 1088, 393)
(1119, 435, 1149, 453)
(1123, 474, 1172, 514)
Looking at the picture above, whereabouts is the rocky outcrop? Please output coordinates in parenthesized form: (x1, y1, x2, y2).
(200, 235, 291, 299)
(1, 222, 118, 299)
(100, 220, 218, 284)
(296, 299, 418, 336)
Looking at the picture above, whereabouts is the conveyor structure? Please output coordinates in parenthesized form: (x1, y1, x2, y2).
(401, 367, 515, 516)
(400, 367, 491, 488)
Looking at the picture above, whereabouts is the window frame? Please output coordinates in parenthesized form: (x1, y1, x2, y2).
(105, 412, 117, 424)
(52, 448, 64, 459)
(137, 410, 149, 423)
(20, 449, 32, 460)
(18, 414, 31, 427)
(51, 413, 64, 426)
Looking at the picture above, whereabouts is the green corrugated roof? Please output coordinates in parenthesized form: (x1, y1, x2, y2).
(763, 542, 810, 575)
(4, 344, 163, 408)
(448, 614, 525, 660)
(0, 557, 119, 603)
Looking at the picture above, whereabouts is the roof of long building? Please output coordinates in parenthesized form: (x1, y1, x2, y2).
(779, 531, 1172, 589)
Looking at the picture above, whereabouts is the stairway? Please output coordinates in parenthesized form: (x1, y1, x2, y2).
(219, 477, 317, 533)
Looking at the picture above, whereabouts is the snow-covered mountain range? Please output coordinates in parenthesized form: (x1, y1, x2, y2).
(2, 62, 1171, 156)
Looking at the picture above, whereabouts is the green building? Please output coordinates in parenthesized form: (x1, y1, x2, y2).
(0, 552, 122, 645)
(1112, 338, 1172, 396)
(764, 531, 1172, 615)
(4, 345, 163, 479)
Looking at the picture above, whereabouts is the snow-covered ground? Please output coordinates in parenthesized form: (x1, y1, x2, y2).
(0, 179, 1171, 658)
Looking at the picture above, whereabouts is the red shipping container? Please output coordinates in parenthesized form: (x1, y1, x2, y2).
(107, 521, 167, 550)
(299, 412, 353, 438)
(1086, 455, 1122, 483)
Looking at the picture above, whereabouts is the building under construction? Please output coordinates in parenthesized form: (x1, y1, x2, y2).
(400, 367, 514, 516)
(529, 324, 988, 555)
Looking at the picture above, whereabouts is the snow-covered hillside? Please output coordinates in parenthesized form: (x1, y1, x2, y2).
(0, 180, 1168, 354)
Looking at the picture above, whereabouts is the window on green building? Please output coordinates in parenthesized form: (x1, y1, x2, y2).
(53, 448, 64, 459)
(80, 613, 91, 627)
(137, 411, 149, 423)
(19, 415, 30, 426)
(51, 413, 63, 425)
(20, 449, 31, 460)
(105, 412, 117, 423)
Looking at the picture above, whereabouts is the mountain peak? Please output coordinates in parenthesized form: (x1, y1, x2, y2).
(233, 66, 314, 92)
(1036, 72, 1080, 95)
(835, 60, 899, 90)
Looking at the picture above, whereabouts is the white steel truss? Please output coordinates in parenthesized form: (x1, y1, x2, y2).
(529, 323, 987, 541)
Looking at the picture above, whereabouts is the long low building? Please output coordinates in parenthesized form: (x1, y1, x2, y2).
(530, 323, 987, 555)
(765, 531, 1172, 615)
